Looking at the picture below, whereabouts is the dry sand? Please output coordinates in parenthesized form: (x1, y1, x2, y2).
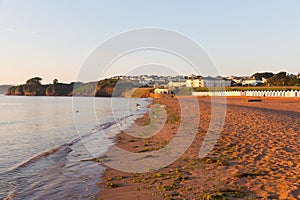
(97, 97, 300, 200)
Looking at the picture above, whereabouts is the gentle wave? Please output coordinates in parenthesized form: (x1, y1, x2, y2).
(4, 190, 16, 200)
(0, 97, 151, 200)
(4, 114, 134, 174)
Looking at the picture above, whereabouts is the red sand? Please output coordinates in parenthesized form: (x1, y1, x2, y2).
(97, 97, 300, 199)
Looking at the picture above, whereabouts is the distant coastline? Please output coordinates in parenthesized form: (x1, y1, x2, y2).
(5, 71, 300, 97)
(0, 85, 13, 94)
(5, 77, 153, 98)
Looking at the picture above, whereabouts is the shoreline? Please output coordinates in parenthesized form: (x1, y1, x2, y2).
(97, 96, 299, 199)
(97, 97, 181, 199)
(3, 93, 300, 100)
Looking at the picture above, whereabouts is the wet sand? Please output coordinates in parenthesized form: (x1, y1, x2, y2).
(97, 97, 300, 199)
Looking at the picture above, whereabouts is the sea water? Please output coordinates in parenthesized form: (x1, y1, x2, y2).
(0, 96, 150, 199)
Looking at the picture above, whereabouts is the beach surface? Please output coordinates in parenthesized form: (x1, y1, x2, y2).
(97, 97, 300, 199)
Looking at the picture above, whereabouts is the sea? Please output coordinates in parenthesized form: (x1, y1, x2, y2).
(0, 95, 150, 199)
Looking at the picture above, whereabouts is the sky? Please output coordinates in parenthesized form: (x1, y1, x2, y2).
(0, 0, 300, 84)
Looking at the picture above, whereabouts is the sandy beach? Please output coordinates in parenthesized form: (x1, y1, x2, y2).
(97, 97, 300, 199)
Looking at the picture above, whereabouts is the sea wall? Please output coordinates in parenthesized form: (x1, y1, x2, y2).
(192, 90, 300, 97)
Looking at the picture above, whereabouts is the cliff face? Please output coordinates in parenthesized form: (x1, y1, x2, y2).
(6, 77, 145, 97)
(7, 85, 26, 95)
(45, 83, 74, 96)
(97, 79, 142, 97)
(72, 82, 97, 96)
(73, 79, 141, 97)
(23, 84, 49, 96)
(123, 88, 154, 98)
(95, 86, 114, 97)
(6, 77, 74, 96)
(14, 85, 25, 95)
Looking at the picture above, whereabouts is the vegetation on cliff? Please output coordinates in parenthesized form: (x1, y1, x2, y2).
(7, 77, 74, 96)
(251, 71, 300, 86)
(266, 71, 300, 86)
(7, 77, 146, 97)
(73, 78, 142, 97)
(46, 79, 74, 96)
(251, 72, 275, 80)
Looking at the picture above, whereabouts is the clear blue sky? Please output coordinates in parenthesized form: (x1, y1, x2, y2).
(0, 0, 300, 84)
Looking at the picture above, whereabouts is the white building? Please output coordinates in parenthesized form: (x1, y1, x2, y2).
(154, 88, 172, 94)
(201, 77, 232, 87)
(168, 81, 186, 88)
(186, 77, 231, 88)
(186, 79, 200, 87)
(262, 77, 268, 83)
(242, 78, 263, 86)
(228, 76, 243, 85)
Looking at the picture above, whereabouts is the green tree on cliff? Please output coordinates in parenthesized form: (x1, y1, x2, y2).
(53, 79, 58, 84)
(24, 77, 46, 95)
(267, 72, 299, 86)
(26, 77, 42, 85)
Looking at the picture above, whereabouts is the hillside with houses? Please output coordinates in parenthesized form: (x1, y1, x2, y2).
(113, 71, 299, 88)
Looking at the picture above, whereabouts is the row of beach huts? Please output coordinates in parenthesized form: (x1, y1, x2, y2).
(192, 90, 300, 98)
